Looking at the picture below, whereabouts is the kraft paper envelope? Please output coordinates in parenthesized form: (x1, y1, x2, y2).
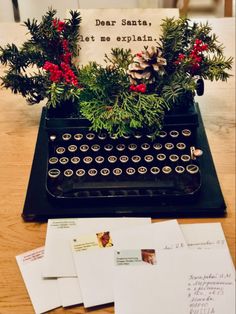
(42, 217, 151, 278)
(71, 219, 186, 308)
(16, 247, 61, 314)
(114, 248, 235, 314)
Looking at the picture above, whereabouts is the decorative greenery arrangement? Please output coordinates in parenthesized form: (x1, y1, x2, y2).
(0, 10, 233, 137)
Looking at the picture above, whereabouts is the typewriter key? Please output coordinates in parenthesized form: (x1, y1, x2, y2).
(113, 168, 122, 176)
(169, 130, 179, 138)
(146, 134, 153, 139)
(144, 155, 154, 162)
(101, 168, 110, 176)
(157, 153, 166, 161)
(186, 164, 199, 174)
(131, 155, 141, 163)
(104, 144, 113, 152)
(150, 166, 160, 174)
(91, 144, 100, 152)
(98, 133, 107, 140)
(165, 143, 174, 150)
(59, 157, 69, 165)
(128, 143, 137, 151)
(62, 133, 71, 141)
(120, 155, 129, 163)
(176, 142, 186, 150)
(126, 167, 135, 175)
(191, 146, 203, 159)
(122, 134, 130, 139)
(169, 154, 179, 162)
(64, 169, 73, 177)
(153, 143, 162, 150)
(95, 156, 105, 164)
(116, 144, 125, 151)
(49, 157, 58, 164)
(108, 155, 117, 163)
(83, 156, 93, 164)
(49, 135, 56, 141)
(182, 129, 191, 137)
(48, 168, 60, 178)
(175, 166, 185, 174)
(159, 131, 167, 138)
(110, 134, 117, 140)
(68, 145, 77, 153)
(74, 133, 83, 141)
(181, 154, 191, 162)
(88, 168, 97, 176)
(141, 143, 150, 151)
(56, 147, 65, 154)
(86, 133, 95, 140)
(71, 157, 80, 164)
(76, 169, 86, 177)
(134, 132, 142, 139)
(162, 166, 172, 174)
(80, 144, 89, 152)
(138, 166, 147, 174)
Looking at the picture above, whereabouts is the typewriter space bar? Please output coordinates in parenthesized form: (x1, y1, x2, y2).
(72, 180, 175, 190)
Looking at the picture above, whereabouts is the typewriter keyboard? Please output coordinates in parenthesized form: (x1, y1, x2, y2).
(46, 128, 202, 199)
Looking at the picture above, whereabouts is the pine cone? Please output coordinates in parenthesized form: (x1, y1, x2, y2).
(127, 47, 166, 85)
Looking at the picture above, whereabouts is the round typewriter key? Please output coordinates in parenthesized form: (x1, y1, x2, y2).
(76, 169, 86, 177)
(71, 156, 80, 164)
(49, 157, 58, 164)
(162, 166, 172, 174)
(153, 143, 162, 150)
(134, 132, 142, 139)
(159, 131, 167, 138)
(91, 144, 100, 152)
(169, 154, 179, 162)
(101, 168, 110, 176)
(116, 144, 125, 151)
(110, 134, 117, 140)
(104, 144, 113, 151)
(80, 144, 89, 152)
(131, 155, 141, 163)
(165, 142, 174, 150)
(141, 143, 150, 151)
(144, 155, 154, 162)
(74, 133, 83, 141)
(64, 169, 73, 177)
(146, 134, 153, 139)
(95, 156, 104, 164)
(169, 130, 179, 138)
(59, 157, 69, 165)
(182, 129, 191, 137)
(86, 133, 95, 140)
(176, 142, 186, 150)
(108, 155, 117, 163)
(113, 168, 122, 176)
(126, 167, 135, 175)
(128, 143, 137, 151)
(157, 153, 166, 161)
(120, 155, 129, 163)
(83, 156, 93, 164)
(122, 134, 130, 139)
(88, 168, 97, 176)
(150, 166, 160, 174)
(175, 165, 185, 174)
(49, 135, 56, 141)
(138, 166, 147, 174)
(48, 168, 60, 178)
(186, 164, 199, 174)
(56, 147, 65, 154)
(68, 145, 77, 153)
(62, 133, 71, 141)
(98, 133, 107, 140)
(181, 154, 191, 162)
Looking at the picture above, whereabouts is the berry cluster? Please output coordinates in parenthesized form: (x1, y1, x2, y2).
(52, 19, 65, 32)
(130, 83, 147, 93)
(175, 39, 209, 72)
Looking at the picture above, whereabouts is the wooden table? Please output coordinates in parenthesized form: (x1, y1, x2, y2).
(0, 17, 235, 314)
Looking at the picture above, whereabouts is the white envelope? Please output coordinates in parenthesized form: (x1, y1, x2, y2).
(42, 217, 151, 278)
(114, 248, 235, 314)
(16, 247, 61, 314)
(71, 219, 186, 308)
(57, 277, 82, 307)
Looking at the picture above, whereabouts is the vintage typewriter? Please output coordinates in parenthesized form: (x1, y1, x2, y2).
(22, 102, 226, 221)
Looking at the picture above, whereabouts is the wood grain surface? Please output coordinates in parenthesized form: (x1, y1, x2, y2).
(0, 18, 235, 314)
